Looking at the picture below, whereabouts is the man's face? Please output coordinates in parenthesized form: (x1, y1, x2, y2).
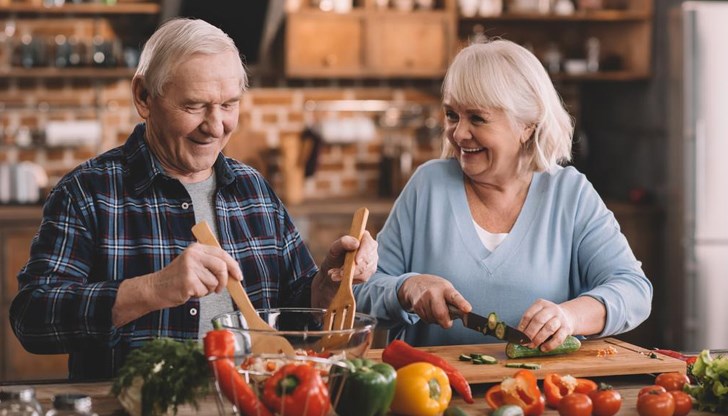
(142, 51, 242, 183)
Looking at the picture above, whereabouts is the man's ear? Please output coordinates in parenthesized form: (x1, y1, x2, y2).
(132, 77, 151, 119)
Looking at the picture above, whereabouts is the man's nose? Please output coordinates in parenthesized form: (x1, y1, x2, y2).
(201, 107, 224, 137)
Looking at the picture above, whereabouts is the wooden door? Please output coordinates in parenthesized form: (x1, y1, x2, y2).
(285, 13, 364, 78)
(367, 14, 453, 77)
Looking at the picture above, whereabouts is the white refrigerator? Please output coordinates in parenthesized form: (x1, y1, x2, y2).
(668, 1, 728, 351)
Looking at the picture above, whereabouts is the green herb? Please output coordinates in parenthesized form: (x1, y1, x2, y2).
(685, 349, 728, 413)
(111, 338, 210, 416)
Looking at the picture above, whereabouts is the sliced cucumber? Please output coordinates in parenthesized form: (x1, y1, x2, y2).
(487, 312, 499, 332)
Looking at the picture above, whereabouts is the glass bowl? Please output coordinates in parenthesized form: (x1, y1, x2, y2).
(212, 308, 378, 359)
(208, 353, 351, 416)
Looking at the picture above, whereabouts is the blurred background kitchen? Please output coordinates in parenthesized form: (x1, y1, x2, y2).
(1, 0, 726, 381)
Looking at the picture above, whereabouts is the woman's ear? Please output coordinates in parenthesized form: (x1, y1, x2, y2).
(132, 77, 151, 119)
(521, 124, 536, 144)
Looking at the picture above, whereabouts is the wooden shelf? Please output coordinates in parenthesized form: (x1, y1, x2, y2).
(0, 3, 160, 14)
(551, 70, 651, 81)
(0, 67, 135, 79)
(460, 10, 650, 22)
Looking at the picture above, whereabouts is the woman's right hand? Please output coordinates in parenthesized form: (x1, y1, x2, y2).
(397, 274, 472, 328)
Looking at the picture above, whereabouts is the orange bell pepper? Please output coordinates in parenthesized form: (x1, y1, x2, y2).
(485, 369, 545, 416)
(543, 373, 598, 408)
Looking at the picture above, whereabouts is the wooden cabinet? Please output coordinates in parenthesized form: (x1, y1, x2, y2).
(457, 0, 653, 81)
(285, 1, 456, 78)
(0, 208, 68, 381)
(367, 13, 452, 77)
(286, 13, 364, 78)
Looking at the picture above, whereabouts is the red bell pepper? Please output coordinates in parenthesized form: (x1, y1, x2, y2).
(203, 326, 272, 416)
(543, 373, 598, 408)
(382, 339, 474, 404)
(262, 363, 330, 416)
(485, 369, 545, 416)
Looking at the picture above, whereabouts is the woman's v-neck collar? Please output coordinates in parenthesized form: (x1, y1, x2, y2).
(448, 162, 543, 274)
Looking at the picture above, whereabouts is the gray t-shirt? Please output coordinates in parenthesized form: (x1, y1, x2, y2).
(182, 173, 233, 339)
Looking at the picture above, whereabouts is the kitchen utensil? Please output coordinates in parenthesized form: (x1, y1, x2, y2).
(448, 305, 531, 344)
(191, 221, 295, 355)
(214, 308, 377, 358)
(322, 207, 369, 331)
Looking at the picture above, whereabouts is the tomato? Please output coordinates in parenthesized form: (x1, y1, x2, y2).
(670, 391, 693, 416)
(639, 385, 667, 397)
(589, 384, 622, 416)
(655, 372, 691, 392)
(557, 393, 592, 416)
(637, 390, 675, 416)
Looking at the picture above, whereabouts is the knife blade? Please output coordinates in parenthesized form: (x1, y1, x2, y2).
(448, 305, 531, 344)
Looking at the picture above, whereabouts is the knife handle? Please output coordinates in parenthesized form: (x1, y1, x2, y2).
(447, 304, 463, 320)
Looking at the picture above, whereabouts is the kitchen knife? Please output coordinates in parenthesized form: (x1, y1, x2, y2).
(448, 305, 531, 344)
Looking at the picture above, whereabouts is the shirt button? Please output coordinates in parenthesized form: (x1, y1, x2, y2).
(181, 202, 190, 209)
(189, 308, 198, 316)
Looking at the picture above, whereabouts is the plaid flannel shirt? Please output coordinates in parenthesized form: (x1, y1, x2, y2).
(9, 123, 317, 380)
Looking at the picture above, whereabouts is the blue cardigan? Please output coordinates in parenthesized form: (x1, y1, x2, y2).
(354, 159, 652, 346)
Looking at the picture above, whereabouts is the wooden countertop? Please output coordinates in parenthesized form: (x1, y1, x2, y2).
(1, 375, 713, 416)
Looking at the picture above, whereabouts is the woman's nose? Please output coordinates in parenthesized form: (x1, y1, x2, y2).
(451, 121, 471, 141)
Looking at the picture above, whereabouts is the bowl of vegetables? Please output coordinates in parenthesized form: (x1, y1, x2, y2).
(206, 350, 351, 416)
(211, 308, 378, 359)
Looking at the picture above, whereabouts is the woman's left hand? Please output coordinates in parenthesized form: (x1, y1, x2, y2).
(518, 298, 576, 352)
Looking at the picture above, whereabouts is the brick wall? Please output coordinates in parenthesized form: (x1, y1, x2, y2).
(0, 79, 444, 203)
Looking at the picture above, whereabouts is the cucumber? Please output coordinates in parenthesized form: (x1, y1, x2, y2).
(505, 335, 582, 358)
(495, 322, 507, 340)
(487, 312, 499, 332)
(492, 404, 525, 416)
(444, 406, 469, 416)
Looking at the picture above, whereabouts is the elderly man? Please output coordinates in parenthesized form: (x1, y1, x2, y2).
(10, 18, 377, 380)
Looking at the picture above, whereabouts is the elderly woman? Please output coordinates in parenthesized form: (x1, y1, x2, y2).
(355, 39, 652, 352)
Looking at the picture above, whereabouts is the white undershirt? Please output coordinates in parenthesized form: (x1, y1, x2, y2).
(472, 219, 508, 252)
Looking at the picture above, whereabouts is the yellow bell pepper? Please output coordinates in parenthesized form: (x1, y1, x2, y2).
(390, 362, 452, 416)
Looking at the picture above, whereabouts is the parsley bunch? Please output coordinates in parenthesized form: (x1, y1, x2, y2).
(111, 338, 211, 416)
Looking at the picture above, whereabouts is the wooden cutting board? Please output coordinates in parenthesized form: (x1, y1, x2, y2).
(365, 337, 686, 384)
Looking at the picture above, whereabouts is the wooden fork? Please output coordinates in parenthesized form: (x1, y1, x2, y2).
(191, 221, 295, 355)
(322, 207, 370, 331)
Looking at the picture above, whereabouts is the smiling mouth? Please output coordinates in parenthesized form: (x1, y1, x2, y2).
(461, 147, 485, 154)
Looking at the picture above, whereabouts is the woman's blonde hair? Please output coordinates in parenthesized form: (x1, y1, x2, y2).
(134, 18, 248, 98)
(440, 39, 573, 172)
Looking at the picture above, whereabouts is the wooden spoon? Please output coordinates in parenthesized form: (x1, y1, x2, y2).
(191, 221, 295, 355)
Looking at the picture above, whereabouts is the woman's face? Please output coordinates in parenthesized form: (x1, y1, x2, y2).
(138, 50, 242, 183)
(443, 101, 529, 186)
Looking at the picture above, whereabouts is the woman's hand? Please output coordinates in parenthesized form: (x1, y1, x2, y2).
(518, 298, 576, 352)
(397, 274, 472, 328)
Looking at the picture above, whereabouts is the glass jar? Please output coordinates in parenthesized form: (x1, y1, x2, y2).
(44, 394, 96, 416)
(0, 386, 44, 416)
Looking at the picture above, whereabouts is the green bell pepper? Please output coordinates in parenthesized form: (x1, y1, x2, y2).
(329, 358, 397, 416)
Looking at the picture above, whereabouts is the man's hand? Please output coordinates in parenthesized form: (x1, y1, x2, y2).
(311, 231, 377, 308)
(112, 243, 242, 327)
(397, 274, 472, 329)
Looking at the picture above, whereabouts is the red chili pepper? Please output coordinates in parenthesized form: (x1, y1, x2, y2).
(485, 369, 545, 416)
(381, 339, 474, 404)
(543, 373, 598, 408)
(203, 327, 272, 416)
(653, 349, 689, 360)
(262, 363, 330, 416)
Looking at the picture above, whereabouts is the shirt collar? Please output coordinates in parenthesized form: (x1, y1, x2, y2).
(123, 123, 236, 196)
